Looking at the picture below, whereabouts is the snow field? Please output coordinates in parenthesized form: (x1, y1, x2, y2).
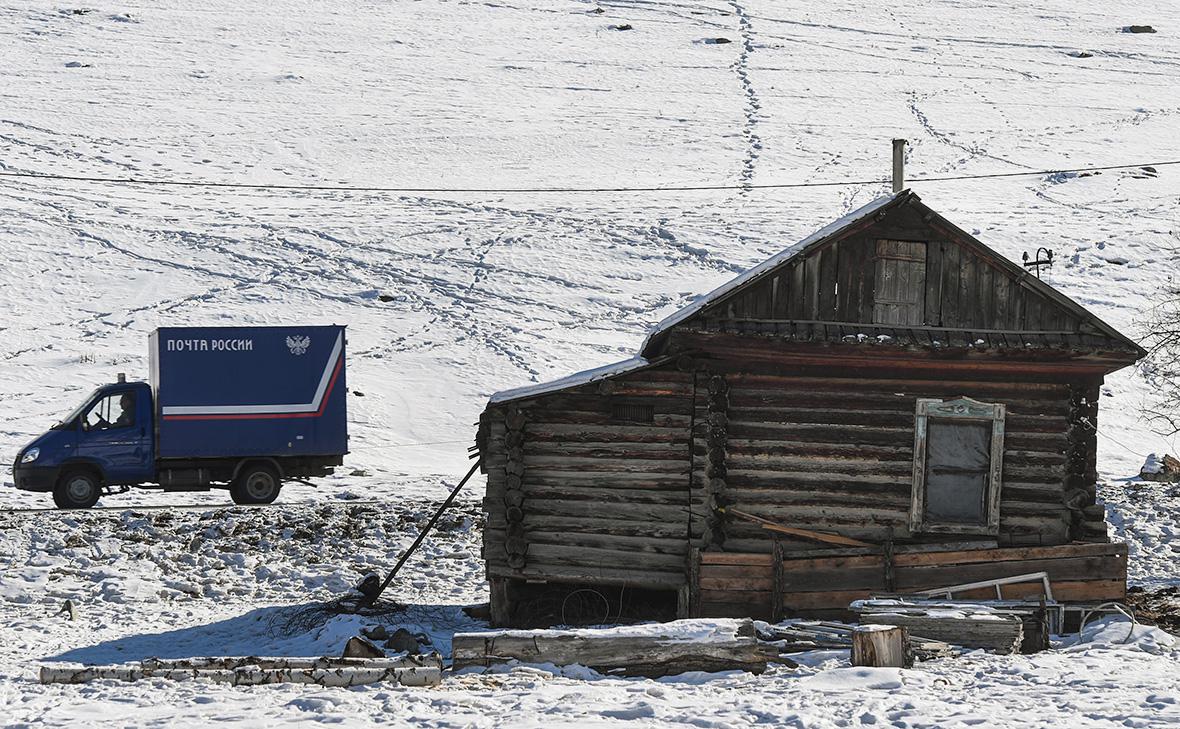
(2, 0, 1180, 725)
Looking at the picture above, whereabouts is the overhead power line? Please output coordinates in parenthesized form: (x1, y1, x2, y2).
(0, 160, 1176, 195)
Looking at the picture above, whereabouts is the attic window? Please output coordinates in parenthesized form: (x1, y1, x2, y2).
(910, 397, 1005, 535)
(611, 401, 654, 423)
(872, 240, 927, 326)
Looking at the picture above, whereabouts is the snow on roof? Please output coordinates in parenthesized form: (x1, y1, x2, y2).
(488, 355, 650, 405)
(639, 191, 903, 354)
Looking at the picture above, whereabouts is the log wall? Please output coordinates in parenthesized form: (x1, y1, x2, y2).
(688, 371, 1107, 553)
(482, 365, 696, 606)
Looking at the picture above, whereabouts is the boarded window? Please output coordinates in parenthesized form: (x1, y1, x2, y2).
(872, 240, 926, 326)
(910, 398, 1005, 535)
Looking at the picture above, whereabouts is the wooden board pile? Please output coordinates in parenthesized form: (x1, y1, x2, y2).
(755, 620, 956, 661)
(852, 599, 1052, 654)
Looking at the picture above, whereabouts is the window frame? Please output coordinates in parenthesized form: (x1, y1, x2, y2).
(81, 390, 137, 432)
(909, 396, 1006, 535)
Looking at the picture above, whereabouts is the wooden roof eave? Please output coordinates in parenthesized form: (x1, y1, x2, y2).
(640, 191, 915, 358)
(913, 201, 1148, 360)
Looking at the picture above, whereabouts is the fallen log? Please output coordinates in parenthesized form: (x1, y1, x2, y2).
(452, 618, 783, 677)
(853, 601, 1024, 654)
(40, 654, 442, 687)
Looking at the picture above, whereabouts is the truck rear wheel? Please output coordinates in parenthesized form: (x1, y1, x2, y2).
(53, 470, 101, 510)
(230, 463, 281, 505)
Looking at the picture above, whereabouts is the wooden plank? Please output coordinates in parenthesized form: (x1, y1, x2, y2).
(994, 271, 1012, 329)
(725, 508, 874, 547)
(957, 245, 975, 328)
(940, 242, 961, 327)
(804, 253, 822, 319)
(924, 241, 944, 326)
(891, 541, 1126, 568)
(788, 261, 805, 319)
(818, 244, 839, 319)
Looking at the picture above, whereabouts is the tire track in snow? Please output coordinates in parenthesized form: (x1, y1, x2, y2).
(728, 0, 761, 191)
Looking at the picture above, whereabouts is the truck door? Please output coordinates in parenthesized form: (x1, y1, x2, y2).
(77, 389, 153, 483)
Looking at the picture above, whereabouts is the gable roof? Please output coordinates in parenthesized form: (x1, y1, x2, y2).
(638, 191, 904, 356)
(639, 189, 1145, 359)
(489, 191, 1145, 406)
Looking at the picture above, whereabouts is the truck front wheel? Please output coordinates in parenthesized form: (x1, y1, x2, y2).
(230, 463, 281, 505)
(53, 470, 101, 510)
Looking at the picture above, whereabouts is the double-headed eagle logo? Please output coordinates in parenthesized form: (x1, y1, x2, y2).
(286, 335, 311, 356)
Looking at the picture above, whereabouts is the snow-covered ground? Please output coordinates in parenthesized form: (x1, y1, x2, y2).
(2, 505, 1178, 728)
(2, 0, 1180, 725)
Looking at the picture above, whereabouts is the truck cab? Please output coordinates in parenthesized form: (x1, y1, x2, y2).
(14, 378, 155, 508)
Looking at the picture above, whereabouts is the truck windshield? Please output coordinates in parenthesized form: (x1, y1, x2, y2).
(51, 389, 101, 430)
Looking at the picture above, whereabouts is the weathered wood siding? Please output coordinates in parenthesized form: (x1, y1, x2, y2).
(693, 542, 1128, 619)
(688, 371, 1108, 553)
(702, 205, 1081, 332)
(482, 366, 695, 591)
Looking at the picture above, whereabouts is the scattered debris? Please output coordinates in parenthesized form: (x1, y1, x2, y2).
(40, 655, 442, 687)
(1140, 453, 1180, 482)
(361, 625, 390, 642)
(853, 600, 1031, 654)
(756, 620, 955, 661)
(453, 618, 784, 677)
(609, 24, 632, 31)
(57, 599, 79, 621)
(851, 625, 912, 668)
(342, 635, 385, 658)
(384, 628, 423, 655)
(354, 573, 381, 601)
(1126, 586, 1180, 634)
(463, 603, 492, 621)
(1123, 25, 1157, 34)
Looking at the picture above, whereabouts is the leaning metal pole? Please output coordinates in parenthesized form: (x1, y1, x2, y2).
(357, 457, 483, 608)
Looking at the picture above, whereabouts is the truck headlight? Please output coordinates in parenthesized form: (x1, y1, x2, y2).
(21, 447, 40, 464)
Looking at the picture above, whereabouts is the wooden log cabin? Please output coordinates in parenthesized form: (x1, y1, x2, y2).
(476, 190, 1143, 626)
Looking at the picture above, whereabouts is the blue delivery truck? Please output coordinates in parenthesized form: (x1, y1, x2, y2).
(12, 325, 348, 509)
